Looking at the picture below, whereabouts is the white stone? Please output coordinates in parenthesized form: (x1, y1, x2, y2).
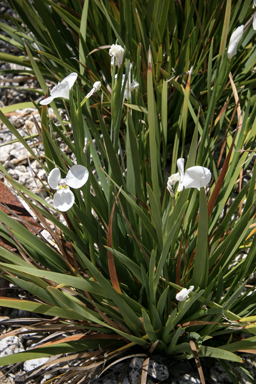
(10, 145, 29, 160)
(148, 360, 169, 381)
(23, 357, 49, 372)
(129, 358, 169, 382)
(0, 336, 24, 357)
(130, 357, 144, 369)
(0, 150, 10, 163)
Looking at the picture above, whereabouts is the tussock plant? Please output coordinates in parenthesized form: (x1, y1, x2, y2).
(1, 0, 256, 382)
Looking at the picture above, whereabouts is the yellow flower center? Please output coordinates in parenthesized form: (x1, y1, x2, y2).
(59, 184, 68, 190)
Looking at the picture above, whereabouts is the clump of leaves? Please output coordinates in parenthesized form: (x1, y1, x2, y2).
(0, 1, 256, 383)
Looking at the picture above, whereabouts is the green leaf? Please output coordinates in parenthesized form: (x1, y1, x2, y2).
(0, 339, 120, 367)
(0, 102, 36, 113)
(192, 188, 209, 288)
(199, 346, 242, 362)
(124, 103, 148, 114)
(79, 0, 89, 77)
(147, 49, 160, 205)
(0, 263, 106, 297)
(147, 183, 163, 250)
(74, 246, 143, 335)
(142, 308, 158, 343)
(26, 45, 47, 93)
(0, 297, 87, 320)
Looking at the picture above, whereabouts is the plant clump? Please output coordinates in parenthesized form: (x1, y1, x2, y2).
(0, 0, 256, 383)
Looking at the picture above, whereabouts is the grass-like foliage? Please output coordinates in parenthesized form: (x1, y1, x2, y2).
(1, 0, 256, 381)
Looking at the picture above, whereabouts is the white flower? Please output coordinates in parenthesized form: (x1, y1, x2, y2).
(176, 286, 194, 302)
(227, 25, 244, 59)
(85, 81, 101, 99)
(115, 72, 139, 100)
(109, 44, 124, 68)
(48, 165, 89, 212)
(253, 12, 256, 31)
(80, 81, 101, 107)
(40, 72, 78, 105)
(167, 158, 211, 194)
(253, 1, 256, 30)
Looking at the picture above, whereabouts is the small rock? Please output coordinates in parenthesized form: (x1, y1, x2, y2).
(0, 336, 24, 357)
(10, 143, 29, 159)
(23, 357, 49, 372)
(0, 144, 14, 164)
(0, 149, 10, 163)
(129, 368, 141, 384)
(0, 371, 14, 384)
(130, 357, 143, 369)
(129, 358, 169, 382)
(148, 360, 169, 381)
(24, 120, 35, 134)
(41, 374, 54, 384)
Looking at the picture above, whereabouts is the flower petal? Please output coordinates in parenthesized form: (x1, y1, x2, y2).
(40, 96, 54, 105)
(177, 158, 185, 178)
(48, 168, 61, 189)
(109, 44, 124, 68)
(93, 81, 101, 92)
(128, 80, 139, 92)
(62, 72, 78, 89)
(227, 25, 244, 59)
(65, 165, 89, 189)
(50, 81, 70, 100)
(176, 286, 194, 301)
(253, 15, 256, 31)
(183, 166, 211, 190)
(167, 172, 180, 188)
(54, 188, 74, 212)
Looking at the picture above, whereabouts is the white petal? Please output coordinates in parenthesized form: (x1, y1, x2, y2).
(85, 89, 94, 99)
(54, 188, 74, 212)
(128, 80, 139, 92)
(85, 81, 101, 99)
(50, 81, 70, 100)
(167, 174, 179, 195)
(124, 80, 139, 100)
(177, 181, 184, 192)
(227, 25, 244, 59)
(65, 165, 89, 189)
(253, 15, 256, 31)
(176, 288, 189, 301)
(93, 81, 101, 92)
(167, 173, 180, 187)
(176, 286, 194, 301)
(62, 72, 78, 89)
(40, 96, 54, 105)
(109, 44, 124, 68)
(183, 166, 211, 190)
(177, 158, 185, 178)
(48, 168, 61, 189)
(124, 89, 131, 100)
